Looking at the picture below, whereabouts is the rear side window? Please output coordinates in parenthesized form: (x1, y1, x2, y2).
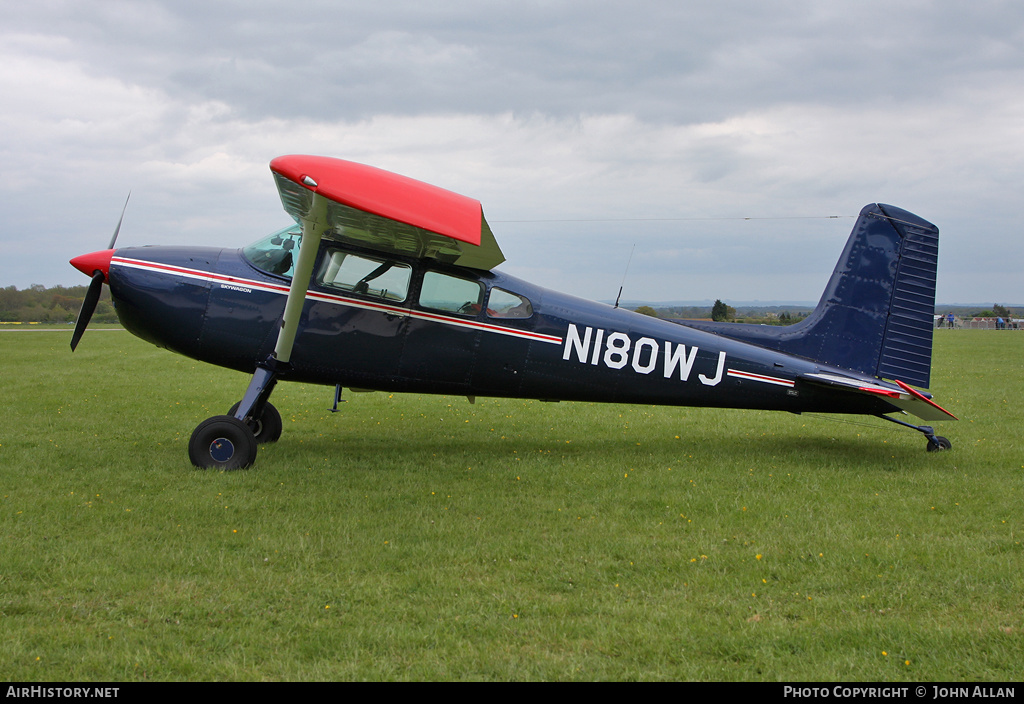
(419, 271, 483, 316)
(318, 250, 412, 302)
(487, 288, 533, 319)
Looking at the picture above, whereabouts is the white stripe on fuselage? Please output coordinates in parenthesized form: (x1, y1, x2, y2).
(112, 257, 796, 389)
(110, 256, 562, 345)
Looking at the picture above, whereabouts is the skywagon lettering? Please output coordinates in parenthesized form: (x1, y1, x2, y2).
(562, 324, 726, 386)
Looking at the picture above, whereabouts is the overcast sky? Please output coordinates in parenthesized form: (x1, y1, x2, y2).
(3, 0, 1022, 304)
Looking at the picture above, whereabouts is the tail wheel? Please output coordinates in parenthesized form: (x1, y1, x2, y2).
(189, 416, 258, 469)
(926, 436, 952, 452)
(228, 402, 283, 444)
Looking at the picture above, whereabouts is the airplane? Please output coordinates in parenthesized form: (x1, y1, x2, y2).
(68, 155, 956, 469)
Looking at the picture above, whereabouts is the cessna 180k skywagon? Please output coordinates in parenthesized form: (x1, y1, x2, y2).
(69, 155, 955, 469)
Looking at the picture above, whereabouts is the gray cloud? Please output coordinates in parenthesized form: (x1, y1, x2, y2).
(13, 1, 1024, 121)
(3, 0, 1023, 304)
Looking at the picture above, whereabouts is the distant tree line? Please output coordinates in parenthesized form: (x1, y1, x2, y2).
(636, 301, 1018, 325)
(0, 284, 117, 323)
(633, 299, 812, 325)
(974, 304, 1014, 319)
(936, 304, 1016, 319)
(5, 284, 1013, 326)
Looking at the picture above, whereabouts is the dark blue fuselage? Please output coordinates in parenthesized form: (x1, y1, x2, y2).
(107, 241, 895, 417)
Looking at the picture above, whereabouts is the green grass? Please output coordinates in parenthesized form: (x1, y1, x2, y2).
(1, 329, 1021, 681)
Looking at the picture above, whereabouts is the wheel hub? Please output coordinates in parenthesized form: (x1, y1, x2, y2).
(209, 438, 236, 462)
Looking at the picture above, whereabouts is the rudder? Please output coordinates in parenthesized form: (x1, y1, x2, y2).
(873, 205, 940, 387)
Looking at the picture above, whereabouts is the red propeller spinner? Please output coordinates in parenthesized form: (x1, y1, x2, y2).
(70, 249, 115, 282)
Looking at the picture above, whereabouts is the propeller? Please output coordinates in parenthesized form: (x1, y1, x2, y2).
(69, 193, 130, 351)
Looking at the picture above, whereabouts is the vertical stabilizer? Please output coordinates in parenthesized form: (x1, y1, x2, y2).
(675, 204, 940, 387)
(798, 203, 939, 386)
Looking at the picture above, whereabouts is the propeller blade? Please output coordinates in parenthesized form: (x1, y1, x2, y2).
(108, 192, 130, 250)
(70, 271, 104, 352)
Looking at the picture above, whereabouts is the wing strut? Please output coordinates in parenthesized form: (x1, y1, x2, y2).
(187, 155, 501, 469)
(232, 193, 328, 423)
(273, 193, 327, 363)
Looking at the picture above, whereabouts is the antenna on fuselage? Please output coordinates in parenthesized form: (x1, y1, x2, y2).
(613, 243, 636, 309)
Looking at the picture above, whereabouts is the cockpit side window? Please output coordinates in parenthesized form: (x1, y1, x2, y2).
(487, 288, 533, 319)
(317, 250, 412, 303)
(242, 225, 302, 279)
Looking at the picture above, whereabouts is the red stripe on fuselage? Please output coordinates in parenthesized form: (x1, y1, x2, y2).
(110, 257, 562, 345)
(726, 369, 795, 387)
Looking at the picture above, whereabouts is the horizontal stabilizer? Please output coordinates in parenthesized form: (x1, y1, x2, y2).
(801, 372, 957, 422)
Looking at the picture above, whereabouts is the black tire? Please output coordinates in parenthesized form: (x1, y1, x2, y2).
(926, 436, 952, 452)
(228, 402, 283, 444)
(189, 415, 258, 469)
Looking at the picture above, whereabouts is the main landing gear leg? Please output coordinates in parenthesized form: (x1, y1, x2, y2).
(187, 189, 325, 470)
(878, 414, 952, 453)
(189, 356, 288, 469)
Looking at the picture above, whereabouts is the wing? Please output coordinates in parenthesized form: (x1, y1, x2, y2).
(270, 155, 504, 271)
(801, 372, 958, 422)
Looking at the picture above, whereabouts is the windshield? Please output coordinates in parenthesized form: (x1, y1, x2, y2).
(242, 224, 302, 279)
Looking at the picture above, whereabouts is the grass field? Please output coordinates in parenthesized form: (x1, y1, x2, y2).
(1, 329, 1021, 681)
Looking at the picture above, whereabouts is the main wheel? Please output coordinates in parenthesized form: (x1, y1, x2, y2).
(926, 436, 952, 452)
(189, 415, 258, 469)
(228, 402, 283, 444)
